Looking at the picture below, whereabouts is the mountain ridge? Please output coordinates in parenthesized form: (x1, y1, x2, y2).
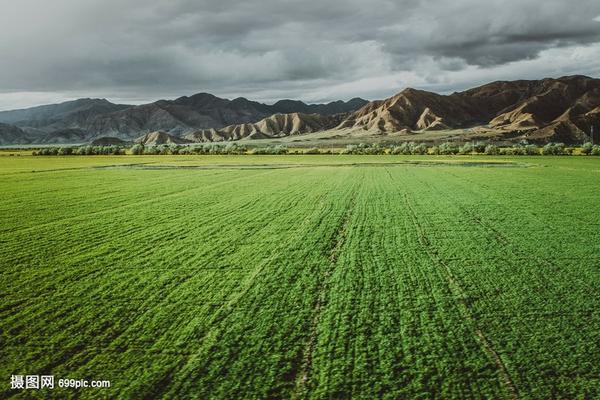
(0, 94, 367, 143)
(185, 112, 345, 142)
(335, 75, 599, 143)
(1, 75, 599, 145)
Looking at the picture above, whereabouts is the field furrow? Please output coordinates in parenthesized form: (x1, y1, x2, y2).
(1, 155, 598, 399)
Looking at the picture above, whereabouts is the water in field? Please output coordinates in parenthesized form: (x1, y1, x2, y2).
(94, 159, 533, 170)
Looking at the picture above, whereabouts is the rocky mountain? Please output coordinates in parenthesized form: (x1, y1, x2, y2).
(185, 112, 344, 142)
(0, 123, 30, 145)
(0, 98, 130, 130)
(1, 76, 598, 145)
(337, 88, 476, 132)
(85, 94, 277, 138)
(0, 94, 367, 144)
(135, 131, 192, 146)
(338, 75, 600, 143)
(484, 76, 600, 142)
(271, 98, 368, 115)
(36, 129, 89, 144)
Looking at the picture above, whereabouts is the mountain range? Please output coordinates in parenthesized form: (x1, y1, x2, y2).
(1, 75, 598, 145)
(335, 75, 599, 143)
(0, 95, 367, 144)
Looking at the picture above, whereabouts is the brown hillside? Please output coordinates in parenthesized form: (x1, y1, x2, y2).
(185, 113, 343, 142)
(337, 89, 475, 132)
(337, 75, 600, 143)
(135, 131, 192, 145)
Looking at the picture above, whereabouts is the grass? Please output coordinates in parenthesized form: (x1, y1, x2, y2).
(1, 154, 599, 399)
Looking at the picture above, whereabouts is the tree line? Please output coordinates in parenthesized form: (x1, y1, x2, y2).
(31, 142, 600, 156)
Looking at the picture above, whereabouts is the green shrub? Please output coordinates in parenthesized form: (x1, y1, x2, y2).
(511, 146, 526, 155)
(581, 142, 593, 155)
(524, 144, 539, 155)
(58, 147, 73, 156)
(343, 143, 385, 155)
(342, 144, 357, 154)
(458, 143, 474, 155)
(178, 146, 194, 155)
(144, 146, 159, 155)
(362, 143, 384, 155)
(438, 142, 459, 155)
(542, 143, 566, 155)
(131, 144, 144, 155)
(412, 143, 428, 155)
(251, 145, 288, 155)
(484, 144, 499, 155)
(474, 142, 487, 153)
(304, 148, 321, 154)
(392, 142, 410, 155)
(499, 147, 514, 155)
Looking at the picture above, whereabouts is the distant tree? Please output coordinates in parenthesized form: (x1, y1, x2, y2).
(564, 147, 574, 155)
(397, 142, 411, 155)
(472, 142, 487, 153)
(511, 145, 526, 155)
(342, 144, 358, 155)
(439, 142, 459, 155)
(499, 147, 514, 155)
(144, 146, 159, 155)
(130, 144, 144, 155)
(57, 147, 72, 155)
(365, 143, 384, 155)
(581, 142, 593, 155)
(542, 143, 565, 155)
(484, 144, 499, 155)
(458, 143, 474, 155)
(541, 143, 553, 155)
(412, 143, 428, 155)
(178, 146, 193, 155)
(524, 144, 539, 155)
(272, 145, 288, 155)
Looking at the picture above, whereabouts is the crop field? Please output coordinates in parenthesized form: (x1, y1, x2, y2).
(1, 155, 599, 399)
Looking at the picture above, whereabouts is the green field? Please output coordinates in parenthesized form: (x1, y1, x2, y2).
(1, 155, 599, 399)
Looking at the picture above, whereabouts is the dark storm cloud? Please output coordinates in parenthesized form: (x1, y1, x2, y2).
(0, 0, 599, 109)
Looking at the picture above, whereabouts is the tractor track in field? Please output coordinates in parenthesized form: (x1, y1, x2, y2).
(436, 169, 597, 294)
(400, 187, 520, 400)
(3, 172, 338, 400)
(155, 174, 349, 399)
(443, 167, 594, 231)
(291, 179, 361, 399)
(464, 212, 597, 296)
(1, 161, 165, 176)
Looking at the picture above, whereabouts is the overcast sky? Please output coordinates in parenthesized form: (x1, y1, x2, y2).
(1, 0, 600, 110)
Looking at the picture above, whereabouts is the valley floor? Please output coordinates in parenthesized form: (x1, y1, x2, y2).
(237, 126, 518, 148)
(1, 155, 599, 399)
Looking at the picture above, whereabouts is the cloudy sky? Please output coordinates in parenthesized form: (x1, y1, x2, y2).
(1, 0, 600, 110)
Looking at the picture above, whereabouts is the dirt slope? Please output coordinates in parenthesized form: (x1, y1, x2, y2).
(185, 113, 344, 142)
(338, 75, 600, 143)
(135, 131, 192, 145)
